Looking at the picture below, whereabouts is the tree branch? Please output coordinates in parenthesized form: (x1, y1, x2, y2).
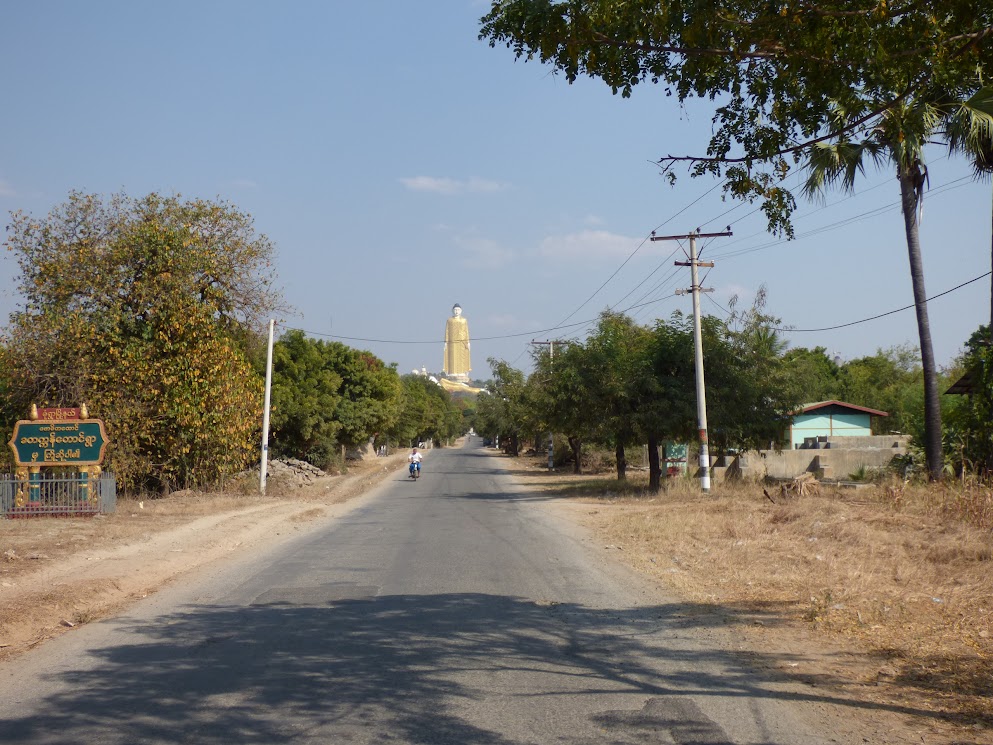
(589, 31, 840, 65)
(794, 1, 916, 19)
(591, 23, 993, 67)
(892, 25, 993, 57)
(658, 86, 917, 167)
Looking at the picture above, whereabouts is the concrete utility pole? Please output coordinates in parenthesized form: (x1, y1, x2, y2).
(651, 229, 731, 493)
(260, 318, 276, 495)
(531, 340, 555, 470)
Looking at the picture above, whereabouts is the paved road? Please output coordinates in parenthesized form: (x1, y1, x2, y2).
(0, 438, 845, 744)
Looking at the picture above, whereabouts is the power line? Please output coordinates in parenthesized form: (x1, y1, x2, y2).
(283, 292, 682, 348)
(309, 158, 981, 363)
(702, 271, 991, 332)
(526, 157, 958, 353)
(777, 271, 991, 333)
(709, 174, 975, 261)
(553, 179, 725, 328)
(293, 270, 988, 368)
(570, 152, 960, 329)
(608, 247, 682, 310)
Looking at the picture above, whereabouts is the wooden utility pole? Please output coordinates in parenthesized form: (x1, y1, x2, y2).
(531, 340, 555, 470)
(650, 229, 731, 492)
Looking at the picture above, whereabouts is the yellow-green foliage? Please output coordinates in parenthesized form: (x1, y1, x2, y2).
(3, 191, 281, 492)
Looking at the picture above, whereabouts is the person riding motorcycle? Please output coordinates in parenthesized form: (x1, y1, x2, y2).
(408, 448, 423, 478)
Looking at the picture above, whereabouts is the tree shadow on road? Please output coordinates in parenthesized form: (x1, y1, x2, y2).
(0, 590, 961, 745)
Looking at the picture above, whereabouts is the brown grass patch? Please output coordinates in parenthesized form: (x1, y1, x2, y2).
(289, 507, 327, 523)
(509, 455, 993, 734)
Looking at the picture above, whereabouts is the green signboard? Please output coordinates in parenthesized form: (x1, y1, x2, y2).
(8, 419, 108, 466)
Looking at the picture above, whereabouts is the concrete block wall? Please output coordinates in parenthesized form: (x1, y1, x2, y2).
(823, 435, 909, 450)
(720, 440, 907, 482)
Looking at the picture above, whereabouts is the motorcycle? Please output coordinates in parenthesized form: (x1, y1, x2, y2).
(408, 461, 421, 479)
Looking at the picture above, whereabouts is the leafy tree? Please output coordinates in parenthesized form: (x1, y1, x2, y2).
(578, 311, 696, 486)
(479, 1, 993, 481)
(476, 359, 529, 455)
(473, 388, 501, 443)
(528, 314, 692, 486)
(641, 305, 799, 488)
(388, 375, 463, 448)
(269, 330, 345, 468)
(943, 325, 993, 476)
(0, 342, 23, 470)
(529, 339, 598, 472)
(524, 307, 799, 488)
(581, 312, 653, 480)
(484, 308, 802, 490)
(642, 316, 697, 490)
(782, 347, 841, 404)
(270, 330, 403, 468)
(3, 192, 281, 490)
(454, 397, 477, 437)
(334, 350, 403, 449)
(389, 376, 429, 448)
(836, 345, 924, 435)
(705, 298, 802, 454)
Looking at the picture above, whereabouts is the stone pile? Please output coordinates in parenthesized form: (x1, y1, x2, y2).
(266, 458, 331, 485)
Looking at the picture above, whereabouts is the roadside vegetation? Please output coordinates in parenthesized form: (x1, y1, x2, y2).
(473, 306, 992, 488)
(0, 192, 465, 494)
(480, 0, 993, 482)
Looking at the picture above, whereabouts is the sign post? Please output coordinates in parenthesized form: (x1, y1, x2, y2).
(8, 419, 108, 466)
(6, 406, 109, 513)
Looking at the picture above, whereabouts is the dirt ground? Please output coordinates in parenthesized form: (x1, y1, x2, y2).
(2, 447, 991, 744)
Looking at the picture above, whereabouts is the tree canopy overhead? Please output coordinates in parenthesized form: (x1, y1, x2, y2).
(481, 1, 993, 479)
(481, 1, 993, 232)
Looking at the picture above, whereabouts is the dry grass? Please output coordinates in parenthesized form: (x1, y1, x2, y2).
(511, 457, 993, 731)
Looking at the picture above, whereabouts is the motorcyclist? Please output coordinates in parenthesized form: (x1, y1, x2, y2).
(408, 447, 423, 477)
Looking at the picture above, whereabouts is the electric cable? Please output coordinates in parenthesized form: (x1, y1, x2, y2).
(552, 179, 725, 328)
(701, 271, 990, 332)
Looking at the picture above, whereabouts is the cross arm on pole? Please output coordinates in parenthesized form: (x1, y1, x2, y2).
(651, 230, 732, 242)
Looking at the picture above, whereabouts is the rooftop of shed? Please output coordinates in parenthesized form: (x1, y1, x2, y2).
(796, 400, 888, 417)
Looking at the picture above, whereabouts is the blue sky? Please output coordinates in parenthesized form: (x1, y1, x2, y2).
(2, 0, 990, 380)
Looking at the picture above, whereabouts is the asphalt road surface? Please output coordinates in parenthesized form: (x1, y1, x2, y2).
(0, 438, 850, 744)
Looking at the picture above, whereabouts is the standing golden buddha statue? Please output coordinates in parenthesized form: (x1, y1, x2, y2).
(443, 304, 471, 381)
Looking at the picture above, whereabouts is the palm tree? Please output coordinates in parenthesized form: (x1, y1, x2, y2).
(803, 88, 993, 480)
(943, 87, 993, 347)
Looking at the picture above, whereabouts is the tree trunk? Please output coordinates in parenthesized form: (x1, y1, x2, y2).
(615, 439, 627, 481)
(988, 183, 992, 477)
(568, 436, 582, 474)
(510, 433, 520, 457)
(898, 167, 943, 481)
(647, 432, 662, 492)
